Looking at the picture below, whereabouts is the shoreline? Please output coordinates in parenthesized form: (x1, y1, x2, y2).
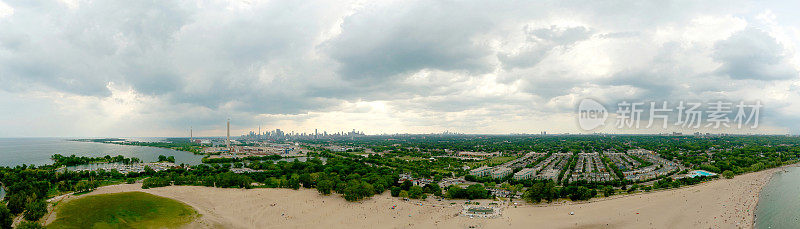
(523, 166, 773, 228)
(751, 163, 799, 228)
(45, 166, 781, 228)
(751, 170, 776, 228)
(524, 165, 778, 209)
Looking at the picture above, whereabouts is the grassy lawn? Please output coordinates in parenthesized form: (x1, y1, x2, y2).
(48, 192, 198, 229)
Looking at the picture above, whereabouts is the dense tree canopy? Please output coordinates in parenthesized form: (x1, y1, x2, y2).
(0, 204, 12, 229)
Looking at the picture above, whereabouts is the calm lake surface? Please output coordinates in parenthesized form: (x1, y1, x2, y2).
(0, 138, 204, 167)
(755, 166, 800, 229)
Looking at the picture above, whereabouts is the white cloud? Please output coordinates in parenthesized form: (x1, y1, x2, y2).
(0, 0, 799, 136)
(57, 0, 80, 10)
(0, 1, 12, 18)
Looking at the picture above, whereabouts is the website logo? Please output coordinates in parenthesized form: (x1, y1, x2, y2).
(578, 98, 608, 131)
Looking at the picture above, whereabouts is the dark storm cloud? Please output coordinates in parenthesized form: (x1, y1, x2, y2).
(714, 27, 798, 81)
(324, 1, 507, 82)
(0, 0, 354, 126)
(499, 25, 594, 70)
(603, 42, 694, 100)
(0, 0, 191, 97)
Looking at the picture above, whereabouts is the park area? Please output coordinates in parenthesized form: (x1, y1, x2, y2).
(48, 191, 198, 228)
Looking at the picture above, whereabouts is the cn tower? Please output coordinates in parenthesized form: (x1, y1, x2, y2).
(226, 118, 230, 150)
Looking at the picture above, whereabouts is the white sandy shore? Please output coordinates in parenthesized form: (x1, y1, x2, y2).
(45, 166, 782, 229)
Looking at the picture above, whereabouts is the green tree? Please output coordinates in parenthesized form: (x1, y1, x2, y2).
(602, 186, 615, 197)
(16, 222, 45, 229)
(390, 187, 402, 197)
(627, 184, 638, 193)
(24, 200, 48, 221)
(423, 183, 442, 196)
(143, 166, 155, 175)
(568, 186, 594, 201)
(722, 170, 735, 179)
(524, 183, 544, 203)
(6, 194, 27, 215)
(287, 177, 301, 190)
(400, 180, 412, 191)
(399, 190, 409, 199)
(500, 183, 511, 191)
(342, 180, 374, 201)
(0, 204, 12, 229)
(409, 186, 424, 199)
(317, 179, 334, 195)
(299, 173, 314, 188)
(142, 177, 171, 189)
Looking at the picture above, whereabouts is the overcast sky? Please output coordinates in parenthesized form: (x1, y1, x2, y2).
(1, 0, 799, 137)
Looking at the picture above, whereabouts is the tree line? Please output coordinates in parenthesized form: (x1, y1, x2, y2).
(50, 154, 141, 166)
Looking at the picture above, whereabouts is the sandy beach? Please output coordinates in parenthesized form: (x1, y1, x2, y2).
(44, 167, 779, 229)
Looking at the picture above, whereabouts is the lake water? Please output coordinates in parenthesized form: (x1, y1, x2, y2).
(755, 166, 800, 229)
(0, 138, 204, 167)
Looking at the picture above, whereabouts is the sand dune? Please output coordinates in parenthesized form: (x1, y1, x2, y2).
(48, 167, 775, 229)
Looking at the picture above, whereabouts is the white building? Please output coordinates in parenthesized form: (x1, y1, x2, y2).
(470, 166, 492, 177)
(513, 168, 537, 180)
(491, 167, 513, 179)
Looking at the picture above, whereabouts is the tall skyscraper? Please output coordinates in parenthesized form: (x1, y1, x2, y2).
(226, 118, 231, 150)
(190, 127, 193, 143)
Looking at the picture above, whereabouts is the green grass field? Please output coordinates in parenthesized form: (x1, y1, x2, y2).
(48, 192, 198, 229)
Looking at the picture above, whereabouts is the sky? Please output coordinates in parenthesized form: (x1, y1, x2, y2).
(0, 0, 799, 137)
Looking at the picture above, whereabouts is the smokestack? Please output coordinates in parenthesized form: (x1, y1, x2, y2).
(226, 118, 230, 150)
